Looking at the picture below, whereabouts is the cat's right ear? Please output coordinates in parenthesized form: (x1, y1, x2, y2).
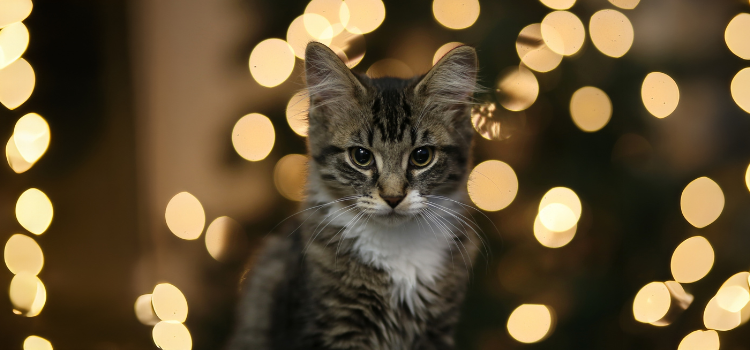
(305, 42, 367, 112)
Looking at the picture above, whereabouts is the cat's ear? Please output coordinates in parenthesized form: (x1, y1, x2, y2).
(305, 42, 367, 111)
(413, 46, 478, 112)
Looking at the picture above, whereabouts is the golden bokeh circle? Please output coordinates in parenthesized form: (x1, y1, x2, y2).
(9, 272, 46, 317)
(495, 65, 539, 111)
(366, 58, 413, 79)
(539, 187, 582, 221)
(704, 295, 741, 331)
(539, 0, 575, 10)
(433, 42, 464, 66)
(152, 321, 192, 350)
(0, 57, 35, 110)
(670, 236, 714, 283)
(538, 203, 577, 232)
(305, 0, 349, 37)
(274, 154, 309, 202)
(152, 283, 188, 323)
(249, 38, 295, 88)
(342, 0, 385, 34)
(730, 67, 750, 114)
(569, 86, 612, 132)
(0, 22, 29, 69)
(717, 272, 750, 325)
(608, 0, 639, 10)
(633, 281, 670, 324)
(6, 135, 33, 173)
(4, 233, 43, 275)
(286, 91, 309, 137)
(533, 214, 576, 248)
(516, 24, 563, 73)
(716, 286, 750, 313)
(165, 192, 206, 240)
(205, 216, 248, 263)
(287, 14, 333, 60)
(232, 113, 275, 162)
(507, 304, 554, 343)
(725, 13, 750, 60)
(432, 0, 480, 30)
(680, 177, 724, 228)
(134, 294, 160, 326)
(642, 72, 679, 118)
(23, 336, 52, 350)
(467, 160, 518, 212)
(16, 188, 53, 235)
(745, 162, 750, 192)
(589, 9, 634, 58)
(329, 26, 366, 68)
(541, 11, 585, 56)
(14, 113, 50, 164)
(678, 330, 719, 350)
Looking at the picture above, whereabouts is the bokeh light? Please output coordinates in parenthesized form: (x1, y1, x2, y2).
(287, 14, 333, 60)
(678, 330, 719, 350)
(608, 0, 639, 10)
(569, 86, 612, 132)
(589, 9, 634, 58)
(671, 236, 714, 283)
(305, 0, 349, 37)
(541, 11, 585, 56)
(152, 283, 188, 323)
(0, 0, 32, 29)
(6, 135, 34, 173)
(165, 192, 206, 240)
(633, 282, 671, 324)
(273, 154, 308, 202)
(718, 272, 750, 324)
(9, 272, 46, 317)
(0, 57, 34, 109)
(495, 65, 539, 111)
(533, 214, 576, 248)
(746, 162, 750, 193)
(23, 336, 52, 350)
(432, 0, 480, 30)
(232, 113, 275, 161)
(0, 22, 29, 69)
(329, 26, 366, 68)
(725, 13, 750, 60)
(539, 0, 575, 10)
(516, 24, 562, 73)
(134, 294, 160, 326)
(286, 91, 309, 137)
(249, 39, 295, 88)
(467, 160, 518, 211)
(641, 72, 679, 118)
(539, 187, 582, 222)
(342, 0, 385, 34)
(4, 233, 43, 275)
(704, 295, 741, 331)
(470, 102, 521, 141)
(152, 321, 192, 350)
(716, 286, 749, 313)
(539, 203, 577, 232)
(205, 216, 248, 263)
(680, 177, 724, 228)
(730, 67, 750, 114)
(14, 113, 51, 164)
(366, 58, 413, 78)
(433, 42, 464, 66)
(16, 188, 53, 235)
(507, 304, 554, 343)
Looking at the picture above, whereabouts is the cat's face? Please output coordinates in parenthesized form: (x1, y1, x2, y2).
(304, 43, 477, 226)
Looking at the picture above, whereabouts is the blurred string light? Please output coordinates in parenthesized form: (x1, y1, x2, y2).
(165, 192, 206, 240)
(366, 58, 413, 78)
(745, 162, 750, 192)
(538, 0, 575, 11)
(433, 42, 464, 66)
(0, 22, 29, 69)
(506, 304, 555, 343)
(16, 188, 53, 235)
(589, 9, 634, 58)
(569, 86, 612, 132)
(329, 27, 366, 68)
(725, 13, 750, 60)
(537, 187, 581, 234)
(6, 135, 34, 173)
(467, 160, 518, 211)
(23, 336, 53, 350)
(4, 234, 44, 275)
(470, 102, 521, 141)
(677, 330, 719, 350)
(232, 113, 275, 161)
(205, 216, 249, 263)
(153, 322, 192, 350)
(305, 0, 350, 37)
(432, 0, 480, 30)
(133, 283, 193, 350)
(248, 39, 295, 88)
(0, 57, 34, 109)
(286, 91, 309, 137)
(533, 214, 576, 248)
(516, 24, 562, 73)
(680, 177, 724, 228)
(152, 283, 188, 322)
(8, 113, 51, 170)
(704, 272, 750, 329)
(274, 154, 308, 202)
(716, 286, 749, 313)
(731, 67, 750, 114)
(671, 236, 714, 283)
(288, 14, 333, 59)
(704, 295, 741, 331)
(9, 272, 46, 317)
(633, 281, 693, 326)
(134, 294, 160, 326)
(641, 72, 679, 118)
(342, 0, 385, 34)
(0, 0, 32, 28)
(495, 65, 538, 111)
(541, 11, 585, 56)
(607, 0, 639, 10)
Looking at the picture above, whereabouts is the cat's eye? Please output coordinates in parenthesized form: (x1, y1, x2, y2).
(410, 147, 433, 167)
(350, 147, 373, 167)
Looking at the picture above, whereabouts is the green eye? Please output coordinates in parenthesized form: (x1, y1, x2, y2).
(350, 147, 373, 167)
(410, 147, 433, 167)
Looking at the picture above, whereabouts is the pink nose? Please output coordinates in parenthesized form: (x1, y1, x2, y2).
(381, 195, 404, 208)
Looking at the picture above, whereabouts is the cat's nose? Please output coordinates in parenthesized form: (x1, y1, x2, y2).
(381, 195, 405, 209)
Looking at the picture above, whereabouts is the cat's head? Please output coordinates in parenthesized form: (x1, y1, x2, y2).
(304, 42, 478, 226)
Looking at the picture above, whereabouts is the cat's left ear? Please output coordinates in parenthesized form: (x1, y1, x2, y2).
(413, 46, 478, 113)
(305, 42, 367, 111)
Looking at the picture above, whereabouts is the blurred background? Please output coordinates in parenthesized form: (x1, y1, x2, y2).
(2, 0, 750, 349)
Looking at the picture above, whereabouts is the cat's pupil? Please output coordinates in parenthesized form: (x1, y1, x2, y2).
(412, 147, 431, 166)
(352, 147, 372, 166)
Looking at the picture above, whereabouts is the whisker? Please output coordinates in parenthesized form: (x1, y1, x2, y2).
(277, 195, 360, 238)
(425, 208, 472, 275)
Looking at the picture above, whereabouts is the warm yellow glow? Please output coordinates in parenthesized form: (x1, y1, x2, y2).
(533, 214, 576, 248)
(717, 286, 750, 313)
(717, 272, 750, 325)
(0, 22, 28, 69)
(274, 154, 308, 202)
(633, 282, 670, 324)
(286, 91, 309, 137)
(205, 216, 247, 263)
(704, 296, 741, 331)
(731, 67, 750, 114)
(330, 27, 366, 68)
(678, 330, 719, 350)
(680, 177, 724, 229)
(725, 14, 750, 60)
(432, 0, 480, 30)
(303, 13, 335, 42)
(496, 65, 539, 111)
(538, 203, 577, 232)
(539, 187, 581, 221)
(6, 135, 33, 173)
(467, 160, 518, 211)
(23, 336, 53, 350)
(9, 273, 46, 317)
(134, 294, 160, 326)
(433, 42, 464, 66)
(4, 233, 43, 275)
(287, 15, 333, 60)
(569, 86, 611, 132)
(305, 0, 349, 37)
(746, 163, 750, 192)
(641, 72, 679, 118)
(507, 304, 554, 343)
(516, 24, 562, 73)
(232, 113, 275, 161)
(0, 0, 32, 29)
(539, 0, 575, 10)
(342, 0, 385, 34)
(589, 9, 634, 58)
(470, 102, 518, 141)
(670, 236, 714, 283)
(608, 0, 639, 10)
(541, 11, 585, 56)
(152, 283, 188, 323)
(249, 39, 295, 88)
(0, 57, 34, 109)
(366, 58, 413, 79)
(153, 321, 192, 350)
(14, 113, 51, 164)
(165, 192, 206, 240)
(16, 188, 53, 235)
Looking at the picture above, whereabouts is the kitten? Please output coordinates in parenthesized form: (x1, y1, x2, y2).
(228, 42, 480, 350)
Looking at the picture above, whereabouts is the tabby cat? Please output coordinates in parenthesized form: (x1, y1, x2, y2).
(227, 42, 480, 350)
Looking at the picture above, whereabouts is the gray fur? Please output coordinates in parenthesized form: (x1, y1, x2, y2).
(228, 42, 480, 350)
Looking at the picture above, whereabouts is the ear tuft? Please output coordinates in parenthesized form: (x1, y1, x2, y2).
(305, 42, 365, 108)
(415, 45, 479, 109)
